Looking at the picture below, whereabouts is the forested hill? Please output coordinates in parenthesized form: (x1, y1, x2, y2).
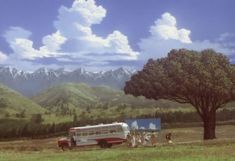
(0, 83, 45, 117)
(32, 83, 187, 113)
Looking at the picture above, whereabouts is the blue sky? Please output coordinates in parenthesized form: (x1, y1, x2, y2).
(0, 0, 235, 71)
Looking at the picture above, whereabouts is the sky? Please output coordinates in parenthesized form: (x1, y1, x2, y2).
(0, 0, 235, 71)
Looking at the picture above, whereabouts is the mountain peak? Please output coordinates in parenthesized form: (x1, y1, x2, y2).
(114, 67, 131, 75)
(34, 67, 48, 74)
(72, 68, 86, 74)
(0, 66, 21, 78)
(0, 66, 135, 96)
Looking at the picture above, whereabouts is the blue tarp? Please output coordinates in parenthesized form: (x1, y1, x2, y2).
(125, 118, 161, 131)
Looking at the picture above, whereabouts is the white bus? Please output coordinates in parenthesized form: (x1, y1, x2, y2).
(58, 122, 129, 149)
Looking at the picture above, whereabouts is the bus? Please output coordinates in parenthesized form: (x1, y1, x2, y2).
(58, 122, 129, 149)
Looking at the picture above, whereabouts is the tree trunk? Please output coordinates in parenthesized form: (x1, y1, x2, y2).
(203, 110, 216, 140)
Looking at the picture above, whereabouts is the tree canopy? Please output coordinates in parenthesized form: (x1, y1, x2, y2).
(125, 49, 235, 139)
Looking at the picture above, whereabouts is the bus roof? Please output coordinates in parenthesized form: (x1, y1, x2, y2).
(69, 122, 128, 131)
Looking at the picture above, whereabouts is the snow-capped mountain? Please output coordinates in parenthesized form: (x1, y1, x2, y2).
(0, 66, 135, 96)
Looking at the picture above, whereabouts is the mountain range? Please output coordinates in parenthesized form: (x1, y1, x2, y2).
(0, 66, 135, 96)
(32, 83, 167, 113)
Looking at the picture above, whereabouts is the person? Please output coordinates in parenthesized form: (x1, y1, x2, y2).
(140, 132, 146, 146)
(70, 134, 76, 147)
(131, 133, 137, 148)
(136, 133, 141, 146)
(144, 133, 151, 145)
(150, 132, 157, 147)
(126, 133, 132, 147)
(166, 132, 173, 144)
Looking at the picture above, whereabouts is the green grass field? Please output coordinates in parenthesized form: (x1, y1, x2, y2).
(0, 142, 235, 161)
(0, 125, 234, 161)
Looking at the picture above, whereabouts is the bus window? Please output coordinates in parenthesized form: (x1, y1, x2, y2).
(82, 132, 88, 136)
(110, 129, 116, 133)
(117, 126, 123, 132)
(101, 127, 108, 134)
(96, 131, 101, 135)
(89, 131, 95, 135)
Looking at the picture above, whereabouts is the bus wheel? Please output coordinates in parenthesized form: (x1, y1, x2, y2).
(107, 143, 112, 148)
(99, 140, 108, 148)
(60, 145, 67, 151)
(61, 146, 65, 151)
(60, 144, 70, 151)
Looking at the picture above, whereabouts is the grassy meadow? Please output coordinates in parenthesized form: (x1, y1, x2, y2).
(0, 125, 234, 161)
(1, 143, 235, 161)
(0, 82, 235, 160)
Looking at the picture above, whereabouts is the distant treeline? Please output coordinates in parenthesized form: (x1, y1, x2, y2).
(0, 118, 118, 140)
(152, 108, 235, 123)
(0, 108, 234, 139)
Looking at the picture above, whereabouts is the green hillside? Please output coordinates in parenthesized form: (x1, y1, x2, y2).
(32, 83, 189, 113)
(0, 83, 45, 117)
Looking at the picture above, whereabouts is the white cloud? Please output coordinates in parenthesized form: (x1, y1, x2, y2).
(3, 26, 67, 60)
(2, 5, 234, 71)
(9, 38, 39, 60)
(3, 0, 138, 68)
(0, 51, 8, 63)
(3, 27, 38, 60)
(139, 12, 234, 60)
(4, 27, 31, 43)
(54, 0, 106, 38)
(150, 12, 192, 43)
(54, 0, 139, 60)
(41, 31, 67, 52)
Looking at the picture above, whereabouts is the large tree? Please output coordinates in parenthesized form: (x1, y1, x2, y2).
(124, 49, 235, 140)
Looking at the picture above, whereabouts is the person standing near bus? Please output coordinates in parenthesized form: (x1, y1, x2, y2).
(140, 132, 146, 146)
(70, 133, 76, 147)
(150, 132, 157, 147)
(131, 133, 137, 148)
(126, 133, 132, 147)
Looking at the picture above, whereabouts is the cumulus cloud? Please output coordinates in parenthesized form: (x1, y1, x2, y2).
(4, 28, 67, 60)
(9, 38, 40, 60)
(3, 27, 40, 60)
(3, 0, 138, 69)
(4, 26, 31, 43)
(54, 0, 138, 60)
(41, 31, 67, 52)
(139, 12, 234, 60)
(150, 12, 192, 43)
(54, 0, 106, 38)
(2, 4, 235, 71)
